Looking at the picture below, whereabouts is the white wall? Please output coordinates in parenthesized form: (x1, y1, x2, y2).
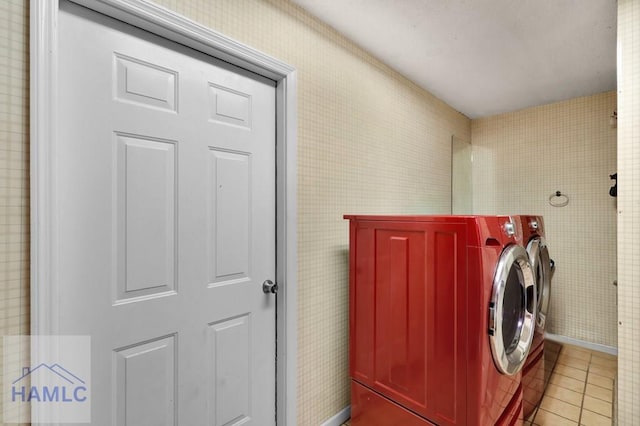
(616, 0, 640, 422)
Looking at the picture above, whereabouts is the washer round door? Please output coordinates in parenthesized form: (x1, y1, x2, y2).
(489, 244, 536, 375)
(526, 236, 551, 329)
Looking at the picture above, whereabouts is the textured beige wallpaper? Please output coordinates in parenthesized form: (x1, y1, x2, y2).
(0, 0, 30, 424)
(14, 0, 631, 423)
(1, 0, 470, 424)
(472, 92, 618, 348)
(616, 0, 640, 423)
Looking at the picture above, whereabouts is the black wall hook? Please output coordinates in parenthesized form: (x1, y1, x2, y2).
(610, 173, 617, 197)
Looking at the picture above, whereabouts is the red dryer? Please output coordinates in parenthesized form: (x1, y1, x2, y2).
(518, 215, 552, 418)
(345, 215, 537, 426)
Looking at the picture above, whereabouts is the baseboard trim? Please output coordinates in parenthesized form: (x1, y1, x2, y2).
(545, 332, 618, 356)
(320, 406, 351, 426)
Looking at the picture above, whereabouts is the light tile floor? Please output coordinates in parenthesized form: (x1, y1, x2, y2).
(342, 342, 616, 426)
(527, 343, 616, 426)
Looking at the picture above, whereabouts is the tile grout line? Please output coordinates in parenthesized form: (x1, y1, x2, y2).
(530, 352, 553, 425)
(584, 353, 617, 424)
(577, 351, 592, 425)
(530, 344, 563, 426)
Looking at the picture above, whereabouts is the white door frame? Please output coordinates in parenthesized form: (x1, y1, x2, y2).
(30, 0, 298, 424)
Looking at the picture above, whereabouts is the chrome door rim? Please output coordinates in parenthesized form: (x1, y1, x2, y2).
(527, 236, 551, 329)
(488, 244, 536, 375)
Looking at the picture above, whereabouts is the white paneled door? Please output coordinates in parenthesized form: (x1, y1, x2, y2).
(57, 2, 276, 424)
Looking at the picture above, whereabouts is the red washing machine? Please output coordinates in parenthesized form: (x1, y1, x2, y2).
(518, 215, 552, 418)
(345, 215, 536, 426)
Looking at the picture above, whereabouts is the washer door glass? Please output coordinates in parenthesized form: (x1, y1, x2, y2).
(527, 236, 551, 329)
(489, 244, 536, 375)
(502, 265, 525, 353)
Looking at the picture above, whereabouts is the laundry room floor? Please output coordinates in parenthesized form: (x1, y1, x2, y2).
(341, 341, 616, 426)
(527, 342, 616, 426)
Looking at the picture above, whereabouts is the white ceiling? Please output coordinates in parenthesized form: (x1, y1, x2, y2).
(290, 0, 617, 119)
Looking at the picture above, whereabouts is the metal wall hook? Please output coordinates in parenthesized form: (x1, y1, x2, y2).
(549, 191, 569, 207)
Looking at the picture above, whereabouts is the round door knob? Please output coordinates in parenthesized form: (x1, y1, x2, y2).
(262, 279, 278, 294)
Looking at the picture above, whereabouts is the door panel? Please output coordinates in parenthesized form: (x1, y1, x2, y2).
(115, 133, 177, 302)
(58, 2, 276, 424)
(349, 220, 468, 425)
(114, 53, 178, 111)
(208, 83, 252, 127)
(209, 149, 251, 284)
(208, 315, 251, 426)
(114, 335, 177, 426)
(374, 230, 426, 406)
